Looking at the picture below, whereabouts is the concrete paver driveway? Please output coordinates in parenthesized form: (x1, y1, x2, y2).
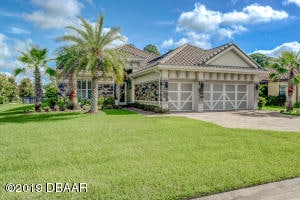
(167, 110, 300, 132)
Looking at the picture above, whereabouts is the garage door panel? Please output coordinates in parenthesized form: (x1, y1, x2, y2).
(238, 101, 247, 109)
(226, 85, 235, 91)
(168, 82, 193, 111)
(204, 83, 248, 111)
(181, 83, 193, 91)
(181, 92, 192, 100)
(238, 85, 247, 91)
(168, 103, 178, 111)
(237, 93, 247, 99)
(168, 92, 178, 100)
(168, 83, 178, 91)
(213, 84, 223, 91)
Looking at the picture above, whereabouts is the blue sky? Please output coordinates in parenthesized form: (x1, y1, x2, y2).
(1, 0, 300, 77)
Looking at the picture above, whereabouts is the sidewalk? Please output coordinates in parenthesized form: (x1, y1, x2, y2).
(194, 177, 300, 200)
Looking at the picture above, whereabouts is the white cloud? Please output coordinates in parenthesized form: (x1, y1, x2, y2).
(24, 0, 82, 29)
(0, 34, 12, 67)
(284, 0, 300, 7)
(9, 27, 31, 34)
(161, 39, 174, 48)
(102, 28, 128, 48)
(163, 3, 289, 50)
(161, 32, 211, 49)
(253, 42, 300, 57)
(177, 3, 288, 37)
(177, 4, 222, 32)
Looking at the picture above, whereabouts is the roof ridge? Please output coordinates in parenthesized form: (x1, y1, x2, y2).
(200, 42, 234, 64)
(117, 44, 159, 58)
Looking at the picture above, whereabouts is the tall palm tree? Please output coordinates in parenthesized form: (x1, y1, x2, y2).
(270, 51, 300, 111)
(15, 47, 55, 112)
(57, 15, 126, 113)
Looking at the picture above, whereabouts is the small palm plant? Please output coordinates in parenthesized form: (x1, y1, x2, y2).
(57, 15, 126, 113)
(269, 51, 300, 111)
(15, 47, 55, 112)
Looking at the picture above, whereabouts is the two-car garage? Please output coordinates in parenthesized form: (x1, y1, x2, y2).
(168, 82, 249, 112)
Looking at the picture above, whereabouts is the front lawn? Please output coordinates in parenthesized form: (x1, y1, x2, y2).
(0, 104, 299, 199)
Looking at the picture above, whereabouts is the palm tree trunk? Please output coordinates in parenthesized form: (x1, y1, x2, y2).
(69, 69, 79, 110)
(34, 66, 42, 112)
(88, 75, 99, 113)
(287, 83, 294, 111)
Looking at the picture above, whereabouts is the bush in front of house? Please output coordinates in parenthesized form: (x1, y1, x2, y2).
(45, 85, 59, 109)
(294, 102, 300, 109)
(129, 102, 169, 113)
(57, 97, 70, 111)
(79, 98, 91, 107)
(98, 97, 115, 109)
(266, 95, 286, 106)
(258, 96, 266, 109)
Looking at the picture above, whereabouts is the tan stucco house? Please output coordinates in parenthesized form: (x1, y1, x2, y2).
(58, 42, 266, 112)
(261, 70, 300, 104)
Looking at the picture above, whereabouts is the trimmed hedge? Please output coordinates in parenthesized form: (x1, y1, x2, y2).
(129, 102, 169, 113)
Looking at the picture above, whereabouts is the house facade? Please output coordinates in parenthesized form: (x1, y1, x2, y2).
(58, 43, 266, 112)
(261, 70, 300, 104)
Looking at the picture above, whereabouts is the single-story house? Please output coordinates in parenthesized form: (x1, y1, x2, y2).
(58, 42, 266, 112)
(260, 70, 300, 104)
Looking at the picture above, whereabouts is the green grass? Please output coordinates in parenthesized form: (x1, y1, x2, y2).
(261, 105, 285, 111)
(262, 105, 300, 116)
(0, 104, 299, 199)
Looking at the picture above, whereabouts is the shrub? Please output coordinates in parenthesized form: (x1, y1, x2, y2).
(45, 85, 58, 109)
(0, 96, 5, 104)
(294, 102, 300, 109)
(258, 96, 266, 109)
(266, 95, 286, 106)
(98, 97, 115, 109)
(78, 98, 91, 107)
(129, 102, 169, 113)
(57, 97, 69, 111)
(258, 85, 268, 98)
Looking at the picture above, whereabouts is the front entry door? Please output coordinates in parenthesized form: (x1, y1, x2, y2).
(117, 83, 127, 105)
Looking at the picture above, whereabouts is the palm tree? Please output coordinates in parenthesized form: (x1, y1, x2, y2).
(15, 47, 55, 112)
(270, 51, 300, 111)
(57, 15, 126, 113)
(56, 47, 85, 110)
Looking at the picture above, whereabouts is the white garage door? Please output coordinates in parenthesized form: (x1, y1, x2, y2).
(204, 83, 248, 111)
(168, 82, 193, 111)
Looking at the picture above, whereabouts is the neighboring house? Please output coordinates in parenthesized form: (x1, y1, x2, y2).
(58, 42, 266, 112)
(260, 70, 300, 104)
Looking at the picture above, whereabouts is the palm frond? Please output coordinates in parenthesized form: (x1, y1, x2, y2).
(78, 16, 95, 43)
(14, 68, 26, 76)
(45, 67, 56, 77)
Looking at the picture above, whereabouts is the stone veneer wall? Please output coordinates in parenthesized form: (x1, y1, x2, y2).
(98, 84, 114, 97)
(134, 80, 168, 107)
(135, 81, 159, 101)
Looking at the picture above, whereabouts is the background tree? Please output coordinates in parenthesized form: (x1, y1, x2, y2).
(15, 47, 55, 112)
(269, 51, 300, 111)
(19, 78, 34, 98)
(57, 15, 126, 113)
(0, 74, 18, 103)
(143, 44, 160, 56)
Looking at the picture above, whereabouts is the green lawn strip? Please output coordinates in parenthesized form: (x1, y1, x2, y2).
(0, 104, 299, 199)
(262, 106, 300, 116)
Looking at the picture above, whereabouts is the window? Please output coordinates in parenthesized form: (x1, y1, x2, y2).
(77, 80, 92, 99)
(279, 85, 286, 96)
